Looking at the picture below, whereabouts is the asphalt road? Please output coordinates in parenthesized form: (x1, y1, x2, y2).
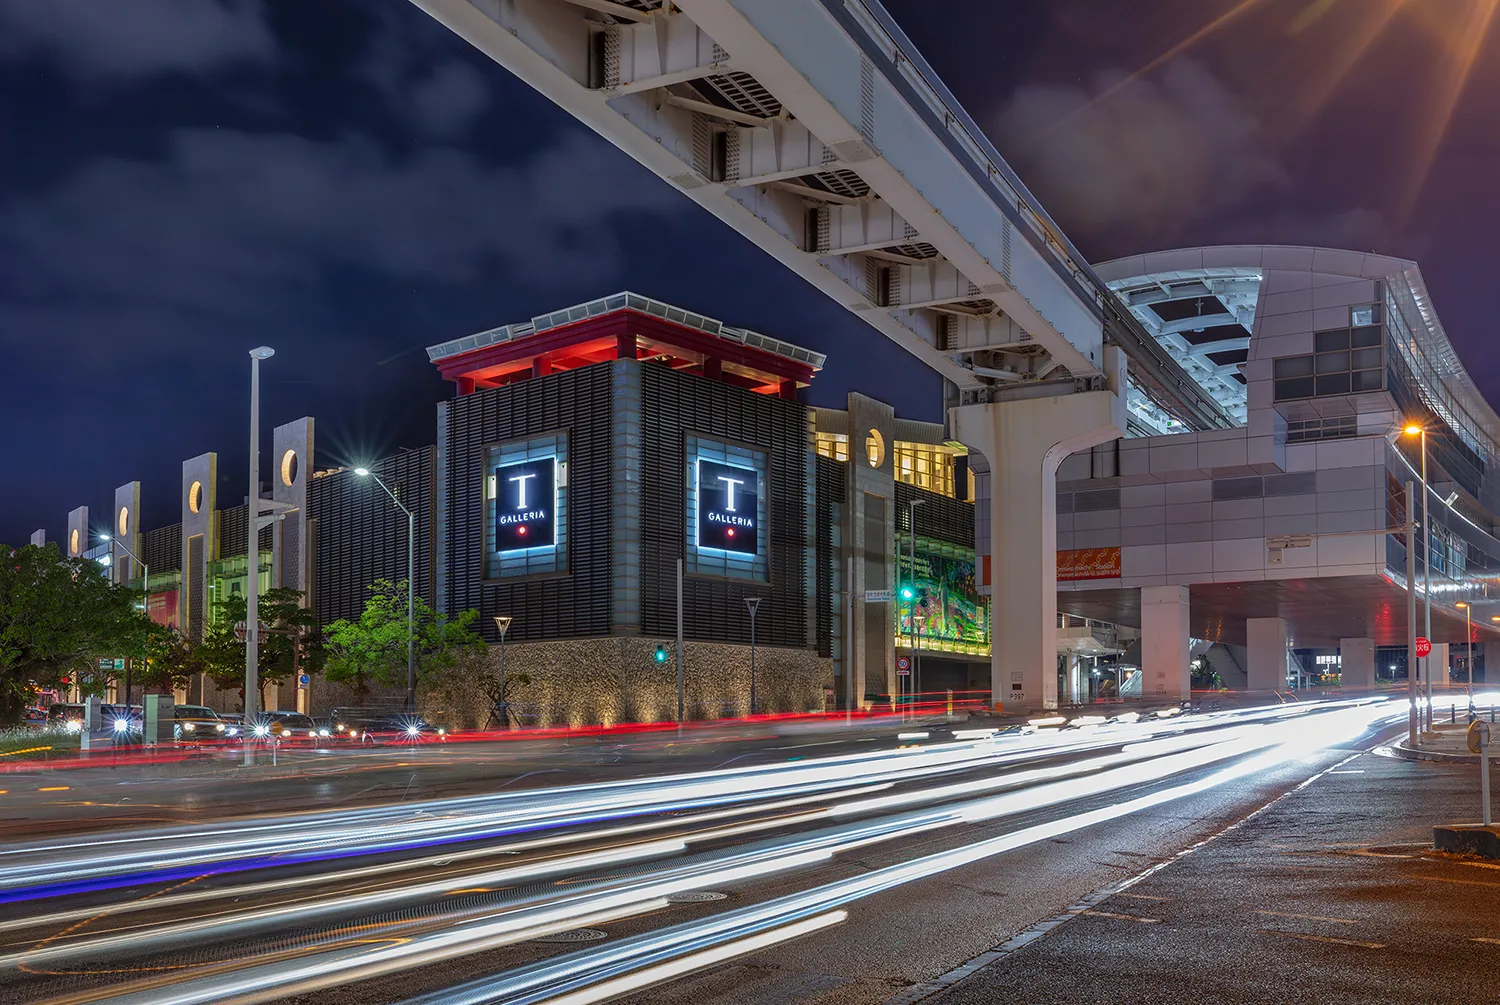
(0, 698, 1435, 1005)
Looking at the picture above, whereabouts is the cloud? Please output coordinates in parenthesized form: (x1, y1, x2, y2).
(360, 6, 491, 138)
(1219, 206, 1393, 253)
(994, 59, 1285, 246)
(0, 0, 273, 79)
(0, 128, 688, 367)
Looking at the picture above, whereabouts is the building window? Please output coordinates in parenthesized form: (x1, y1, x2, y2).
(815, 431, 849, 462)
(891, 441, 965, 498)
(1274, 330, 1383, 402)
(1286, 415, 1358, 443)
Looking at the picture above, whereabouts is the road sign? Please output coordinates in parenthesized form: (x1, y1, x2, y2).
(113, 658, 126, 671)
(897, 669, 910, 676)
(1469, 719, 1490, 755)
(1416, 637, 1432, 657)
(97, 658, 112, 671)
(865, 589, 893, 603)
(298, 674, 310, 688)
(897, 656, 911, 672)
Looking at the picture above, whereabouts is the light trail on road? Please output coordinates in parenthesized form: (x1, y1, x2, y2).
(0, 698, 1401, 1005)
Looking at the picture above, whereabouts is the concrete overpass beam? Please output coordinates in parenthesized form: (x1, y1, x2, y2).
(952, 384, 1124, 712)
(1141, 585, 1191, 702)
(1339, 637, 1375, 689)
(1246, 617, 1287, 692)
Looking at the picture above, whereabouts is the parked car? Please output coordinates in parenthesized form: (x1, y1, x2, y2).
(325, 707, 431, 744)
(21, 707, 48, 729)
(263, 711, 321, 740)
(172, 705, 227, 741)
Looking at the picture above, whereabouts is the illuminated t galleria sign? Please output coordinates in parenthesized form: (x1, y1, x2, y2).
(697, 459, 758, 555)
(495, 457, 556, 551)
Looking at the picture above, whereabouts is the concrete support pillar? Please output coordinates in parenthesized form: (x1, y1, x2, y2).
(1142, 586, 1191, 701)
(703, 357, 722, 380)
(1339, 637, 1376, 689)
(1432, 643, 1451, 686)
(951, 378, 1125, 711)
(616, 332, 638, 360)
(532, 357, 551, 379)
(1246, 617, 1288, 692)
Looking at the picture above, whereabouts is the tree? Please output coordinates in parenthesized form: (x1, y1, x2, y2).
(199, 587, 323, 712)
(0, 543, 156, 725)
(324, 580, 483, 697)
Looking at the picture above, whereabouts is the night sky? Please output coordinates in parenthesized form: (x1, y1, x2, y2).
(4, 0, 1498, 546)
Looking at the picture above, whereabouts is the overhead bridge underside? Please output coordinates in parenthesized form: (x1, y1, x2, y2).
(411, 0, 1236, 433)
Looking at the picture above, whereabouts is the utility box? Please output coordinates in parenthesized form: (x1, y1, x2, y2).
(80, 696, 110, 752)
(143, 694, 175, 744)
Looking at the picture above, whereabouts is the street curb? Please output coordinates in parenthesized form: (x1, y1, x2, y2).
(1434, 825, 1500, 859)
(1389, 742, 1497, 764)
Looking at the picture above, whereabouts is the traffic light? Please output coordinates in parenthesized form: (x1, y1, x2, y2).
(899, 584, 915, 601)
(653, 645, 669, 664)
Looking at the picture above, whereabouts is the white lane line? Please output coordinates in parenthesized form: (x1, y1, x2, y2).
(1328, 769, 1366, 774)
(1469, 937, 1500, 945)
(1262, 929, 1384, 950)
(1256, 910, 1360, 925)
(1116, 892, 1170, 902)
(1084, 910, 1158, 924)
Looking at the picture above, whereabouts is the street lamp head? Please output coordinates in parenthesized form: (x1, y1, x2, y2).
(1457, 601, 1469, 609)
(1403, 424, 1423, 437)
(249, 346, 276, 360)
(354, 467, 370, 477)
(97, 532, 111, 541)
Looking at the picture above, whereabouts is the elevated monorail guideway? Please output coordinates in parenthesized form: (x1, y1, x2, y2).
(410, 0, 1235, 710)
(408, 0, 1233, 432)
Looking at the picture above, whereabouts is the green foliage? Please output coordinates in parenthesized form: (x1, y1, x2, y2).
(0, 543, 158, 725)
(324, 580, 483, 696)
(199, 587, 323, 710)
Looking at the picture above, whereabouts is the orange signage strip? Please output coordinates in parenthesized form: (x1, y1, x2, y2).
(1057, 547, 1122, 582)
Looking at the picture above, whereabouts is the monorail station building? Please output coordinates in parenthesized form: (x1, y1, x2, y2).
(44, 293, 988, 723)
(1050, 246, 1500, 703)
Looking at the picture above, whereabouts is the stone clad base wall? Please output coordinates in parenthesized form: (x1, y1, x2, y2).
(423, 639, 833, 730)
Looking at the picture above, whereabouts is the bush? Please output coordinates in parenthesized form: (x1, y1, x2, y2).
(0, 725, 81, 761)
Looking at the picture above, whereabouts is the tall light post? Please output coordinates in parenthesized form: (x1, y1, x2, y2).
(1403, 424, 1433, 731)
(98, 532, 147, 719)
(745, 597, 762, 715)
(905, 498, 926, 712)
(1457, 601, 1473, 712)
(912, 613, 926, 711)
(355, 467, 416, 715)
(493, 615, 512, 729)
(246, 346, 275, 727)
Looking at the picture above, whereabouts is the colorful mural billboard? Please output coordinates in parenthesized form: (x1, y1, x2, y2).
(897, 551, 988, 647)
(146, 589, 179, 629)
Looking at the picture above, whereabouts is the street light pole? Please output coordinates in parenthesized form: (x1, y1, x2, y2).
(745, 597, 762, 716)
(492, 615, 512, 729)
(354, 468, 416, 715)
(246, 346, 275, 727)
(98, 532, 147, 728)
(1459, 600, 1473, 711)
(1420, 429, 1432, 731)
(912, 614, 926, 712)
(905, 498, 926, 716)
(1406, 480, 1418, 748)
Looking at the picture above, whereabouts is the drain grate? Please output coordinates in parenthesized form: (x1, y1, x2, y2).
(530, 928, 609, 944)
(665, 891, 729, 904)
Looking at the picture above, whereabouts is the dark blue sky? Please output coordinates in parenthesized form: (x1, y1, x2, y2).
(4, 0, 1498, 545)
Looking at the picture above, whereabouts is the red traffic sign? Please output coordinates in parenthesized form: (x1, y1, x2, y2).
(897, 656, 911, 671)
(1415, 637, 1432, 657)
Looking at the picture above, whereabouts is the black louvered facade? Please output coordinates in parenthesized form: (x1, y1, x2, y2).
(218, 504, 272, 558)
(895, 482, 974, 547)
(639, 362, 811, 649)
(307, 447, 436, 627)
(445, 364, 615, 643)
(815, 456, 847, 658)
(141, 523, 181, 574)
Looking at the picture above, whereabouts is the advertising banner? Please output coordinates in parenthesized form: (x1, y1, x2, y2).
(146, 589, 179, 629)
(898, 552, 988, 646)
(1057, 547, 1122, 581)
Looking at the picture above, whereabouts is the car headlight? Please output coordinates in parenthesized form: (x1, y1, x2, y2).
(227, 726, 240, 736)
(66, 720, 82, 732)
(253, 724, 269, 737)
(216, 723, 225, 732)
(317, 728, 329, 737)
(405, 724, 421, 737)
(112, 719, 128, 732)
(184, 722, 195, 732)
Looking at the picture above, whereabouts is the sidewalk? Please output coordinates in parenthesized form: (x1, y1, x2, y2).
(915, 735, 1500, 1005)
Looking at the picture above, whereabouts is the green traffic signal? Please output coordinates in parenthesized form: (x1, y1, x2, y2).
(653, 645, 669, 663)
(899, 585, 915, 601)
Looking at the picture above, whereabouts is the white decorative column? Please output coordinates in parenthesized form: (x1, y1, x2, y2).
(1338, 638, 1375, 689)
(1141, 585, 1191, 701)
(1246, 617, 1288, 692)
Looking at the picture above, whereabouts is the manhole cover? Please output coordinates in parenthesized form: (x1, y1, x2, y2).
(529, 928, 608, 944)
(665, 891, 729, 904)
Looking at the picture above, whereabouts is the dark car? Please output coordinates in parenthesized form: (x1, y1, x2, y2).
(172, 705, 227, 741)
(326, 707, 431, 744)
(263, 711, 321, 740)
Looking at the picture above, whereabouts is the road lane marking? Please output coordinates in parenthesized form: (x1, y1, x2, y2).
(1256, 910, 1360, 925)
(1084, 910, 1159, 924)
(1261, 930, 1384, 949)
(1421, 875, 1500, 888)
(1469, 937, 1500, 945)
(1328, 769, 1366, 774)
(1116, 892, 1170, 901)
